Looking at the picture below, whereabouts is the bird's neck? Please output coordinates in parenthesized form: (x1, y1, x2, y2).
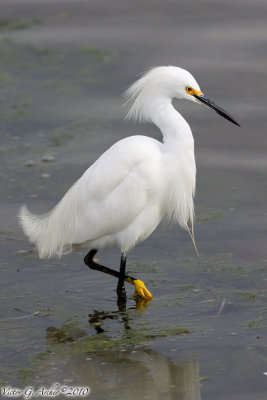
(149, 98, 194, 149)
(148, 98, 196, 234)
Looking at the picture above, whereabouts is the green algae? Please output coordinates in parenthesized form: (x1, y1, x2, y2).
(18, 368, 34, 385)
(0, 102, 29, 121)
(0, 71, 12, 88)
(66, 327, 190, 356)
(39, 322, 191, 359)
(246, 320, 262, 328)
(46, 323, 86, 343)
(199, 376, 211, 381)
(237, 291, 262, 300)
(195, 206, 228, 222)
(78, 47, 114, 63)
(0, 19, 41, 32)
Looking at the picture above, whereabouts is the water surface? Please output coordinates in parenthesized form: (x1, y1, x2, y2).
(0, 1, 267, 399)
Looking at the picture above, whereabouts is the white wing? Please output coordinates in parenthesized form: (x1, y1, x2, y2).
(73, 135, 164, 249)
(19, 135, 164, 258)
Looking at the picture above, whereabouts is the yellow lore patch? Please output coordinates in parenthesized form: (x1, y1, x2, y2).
(186, 86, 202, 97)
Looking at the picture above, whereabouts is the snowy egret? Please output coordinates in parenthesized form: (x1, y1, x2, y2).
(19, 66, 239, 302)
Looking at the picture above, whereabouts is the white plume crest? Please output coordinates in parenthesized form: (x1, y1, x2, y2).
(124, 65, 198, 122)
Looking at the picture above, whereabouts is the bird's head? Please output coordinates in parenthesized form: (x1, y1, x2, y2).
(125, 66, 240, 126)
(177, 67, 240, 126)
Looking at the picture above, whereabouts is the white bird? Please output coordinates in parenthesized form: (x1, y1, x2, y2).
(19, 66, 239, 302)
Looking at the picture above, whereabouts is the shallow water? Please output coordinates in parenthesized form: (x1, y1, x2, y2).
(0, 1, 267, 399)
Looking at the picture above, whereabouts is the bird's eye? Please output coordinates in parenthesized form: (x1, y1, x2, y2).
(186, 86, 193, 93)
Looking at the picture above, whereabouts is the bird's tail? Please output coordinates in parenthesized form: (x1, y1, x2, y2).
(19, 202, 73, 259)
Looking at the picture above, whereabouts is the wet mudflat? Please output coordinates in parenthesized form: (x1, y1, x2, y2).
(0, 1, 267, 399)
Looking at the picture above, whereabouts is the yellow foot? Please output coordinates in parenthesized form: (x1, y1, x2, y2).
(132, 279, 153, 300)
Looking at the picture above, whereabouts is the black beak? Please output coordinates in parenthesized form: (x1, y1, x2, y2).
(193, 94, 240, 127)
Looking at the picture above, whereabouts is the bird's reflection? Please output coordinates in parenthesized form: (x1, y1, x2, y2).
(71, 349, 201, 400)
(89, 297, 151, 333)
(89, 308, 131, 332)
(117, 296, 152, 311)
(43, 297, 201, 400)
(43, 308, 201, 400)
(45, 299, 150, 344)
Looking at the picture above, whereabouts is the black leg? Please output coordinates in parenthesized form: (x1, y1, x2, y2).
(117, 252, 127, 302)
(84, 249, 153, 301)
(84, 249, 135, 282)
